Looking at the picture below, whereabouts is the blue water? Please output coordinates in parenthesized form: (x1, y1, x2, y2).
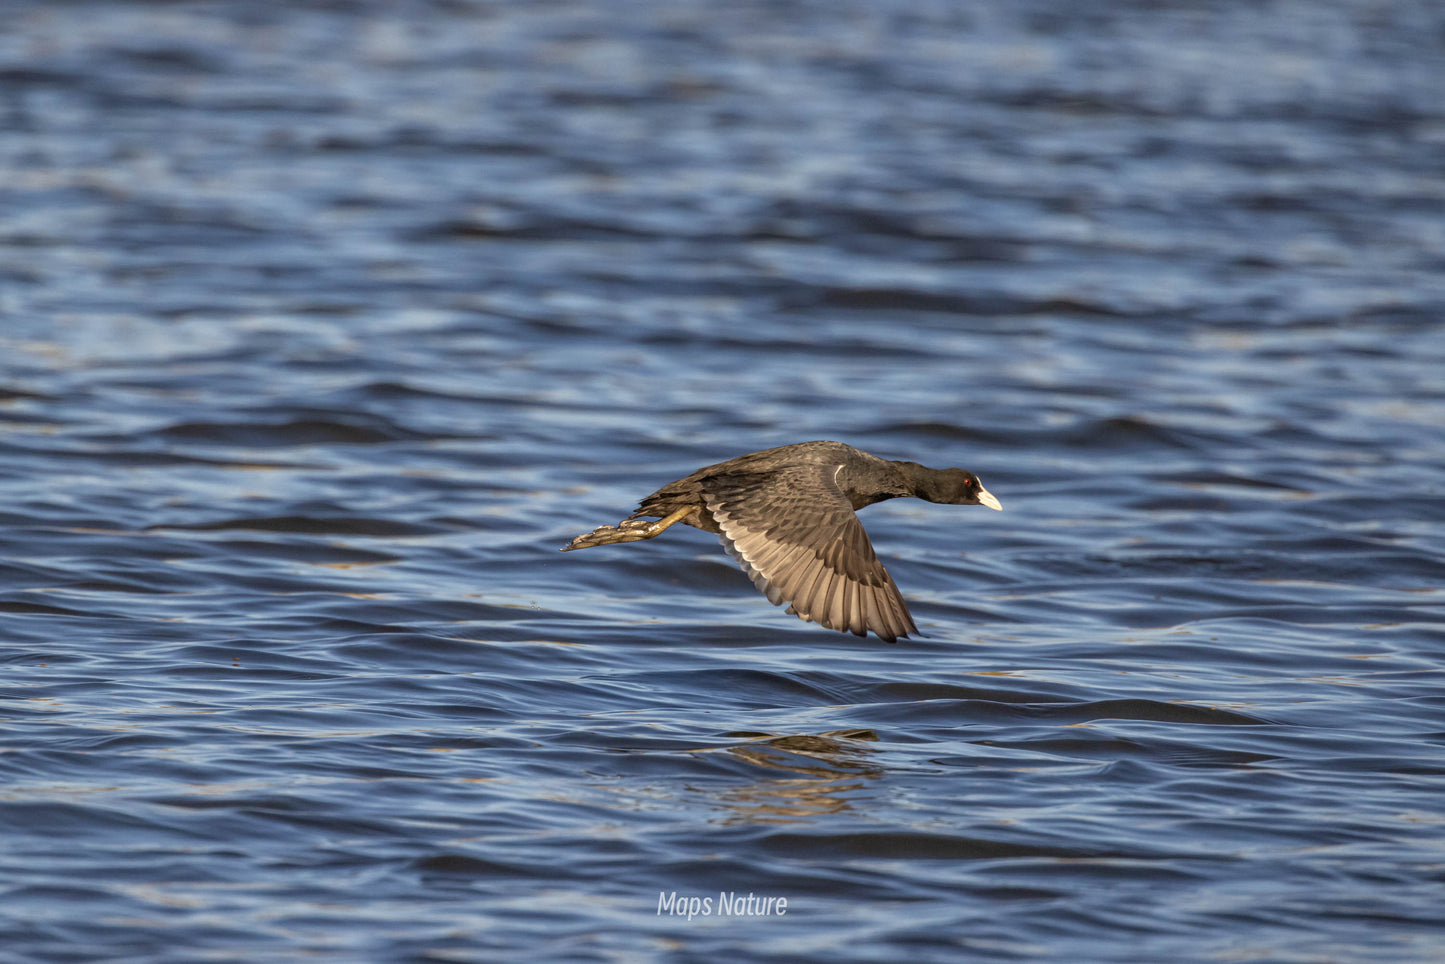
(3, 1, 1445, 962)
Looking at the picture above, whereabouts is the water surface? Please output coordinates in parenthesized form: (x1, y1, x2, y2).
(2, 2, 1444, 962)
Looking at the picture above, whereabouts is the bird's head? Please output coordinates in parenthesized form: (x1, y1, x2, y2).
(923, 468, 1003, 510)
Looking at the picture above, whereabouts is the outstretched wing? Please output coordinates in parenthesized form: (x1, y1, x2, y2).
(702, 464, 919, 643)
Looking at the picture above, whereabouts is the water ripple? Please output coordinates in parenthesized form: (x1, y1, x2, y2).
(3, 1, 1445, 962)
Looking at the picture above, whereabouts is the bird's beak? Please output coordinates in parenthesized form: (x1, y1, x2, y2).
(977, 486, 1002, 511)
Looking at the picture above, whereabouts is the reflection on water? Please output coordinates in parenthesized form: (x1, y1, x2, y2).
(714, 732, 884, 824)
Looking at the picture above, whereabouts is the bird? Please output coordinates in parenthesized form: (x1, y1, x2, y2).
(561, 440, 1001, 642)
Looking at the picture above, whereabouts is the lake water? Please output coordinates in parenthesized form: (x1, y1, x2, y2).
(2, 1, 1444, 962)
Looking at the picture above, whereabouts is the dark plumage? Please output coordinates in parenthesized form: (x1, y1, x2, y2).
(562, 441, 1001, 642)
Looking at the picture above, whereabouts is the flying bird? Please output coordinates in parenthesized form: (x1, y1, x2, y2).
(562, 440, 1001, 642)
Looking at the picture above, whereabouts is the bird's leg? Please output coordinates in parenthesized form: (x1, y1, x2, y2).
(561, 506, 693, 551)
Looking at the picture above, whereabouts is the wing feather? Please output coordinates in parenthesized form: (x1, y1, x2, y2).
(704, 463, 918, 642)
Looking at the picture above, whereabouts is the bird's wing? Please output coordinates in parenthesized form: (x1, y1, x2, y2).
(701, 464, 918, 642)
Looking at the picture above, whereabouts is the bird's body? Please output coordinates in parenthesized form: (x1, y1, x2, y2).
(562, 441, 1001, 642)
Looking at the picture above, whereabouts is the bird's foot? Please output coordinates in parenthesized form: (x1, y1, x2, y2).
(561, 518, 655, 551)
(561, 508, 693, 551)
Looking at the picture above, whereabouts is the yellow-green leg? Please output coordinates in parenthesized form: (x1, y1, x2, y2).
(561, 506, 694, 551)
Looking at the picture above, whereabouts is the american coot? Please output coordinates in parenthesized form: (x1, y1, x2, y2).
(562, 440, 1001, 642)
